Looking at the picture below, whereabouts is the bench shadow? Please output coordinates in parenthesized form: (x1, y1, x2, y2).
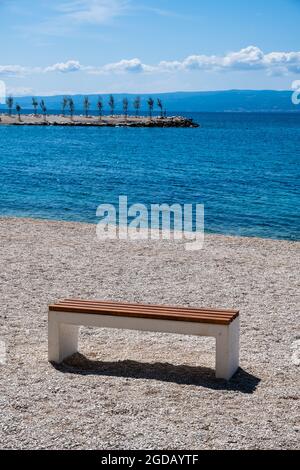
(53, 353, 260, 394)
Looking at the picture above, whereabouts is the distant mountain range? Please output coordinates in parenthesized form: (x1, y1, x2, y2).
(0, 90, 299, 113)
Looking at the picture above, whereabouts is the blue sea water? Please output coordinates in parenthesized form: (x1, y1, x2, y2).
(0, 112, 299, 240)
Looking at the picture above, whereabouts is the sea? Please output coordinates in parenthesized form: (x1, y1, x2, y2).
(0, 112, 299, 240)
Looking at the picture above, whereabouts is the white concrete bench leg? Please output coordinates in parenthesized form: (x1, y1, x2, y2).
(48, 312, 79, 363)
(215, 317, 240, 380)
(48, 310, 240, 380)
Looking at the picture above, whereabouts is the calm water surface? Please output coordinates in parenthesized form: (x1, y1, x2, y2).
(0, 112, 299, 240)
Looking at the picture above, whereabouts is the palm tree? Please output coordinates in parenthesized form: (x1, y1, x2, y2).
(62, 96, 68, 117)
(123, 97, 129, 120)
(69, 98, 75, 120)
(97, 96, 103, 121)
(108, 94, 115, 117)
(40, 100, 47, 122)
(83, 96, 90, 118)
(147, 97, 154, 119)
(32, 97, 38, 116)
(157, 98, 163, 118)
(133, 96, 141, 117)
(6, 96, 13, 116)
(16, 104, 22, 122)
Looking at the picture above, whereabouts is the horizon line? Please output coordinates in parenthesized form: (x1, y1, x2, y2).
(1, 89, 294, 98)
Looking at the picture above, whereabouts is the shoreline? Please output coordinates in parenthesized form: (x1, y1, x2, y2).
(0, 215, 298, 244)
(0, 113, 199, 128)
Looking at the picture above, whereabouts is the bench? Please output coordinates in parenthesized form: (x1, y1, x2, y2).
(48, 299, 240, 380)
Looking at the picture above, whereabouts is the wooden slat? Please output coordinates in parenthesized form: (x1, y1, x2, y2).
(52, 305, 234, 324)
(62, 298, 239, 315)
(55, 302, 236, 321)
(50, 305, 231, 325)
(49, 299, 239, 325)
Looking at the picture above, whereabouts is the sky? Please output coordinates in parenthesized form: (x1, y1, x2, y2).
(0, 0, 300, 96)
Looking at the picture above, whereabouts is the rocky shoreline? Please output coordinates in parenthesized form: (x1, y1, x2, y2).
(0, 114, 199, 128)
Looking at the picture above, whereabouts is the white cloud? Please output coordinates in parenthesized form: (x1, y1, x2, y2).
(0, 65, 27, 77)
(158, 46, 300, 75)
(2, 47, 300, 80)
(56, 0, 129, 25)
(223, 46, 265, 70)
(102, 58, 152, 73)
(44, 60, 82, 73)
(264, 51, 300, 74)
(86, 46, 300, 76)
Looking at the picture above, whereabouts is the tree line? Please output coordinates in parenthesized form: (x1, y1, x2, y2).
(5, 95, 167, 120)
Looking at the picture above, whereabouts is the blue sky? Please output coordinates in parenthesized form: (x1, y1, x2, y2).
(0, 0, 300, 95)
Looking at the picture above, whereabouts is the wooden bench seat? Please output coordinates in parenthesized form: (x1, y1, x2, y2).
(49, 299, 239, 325)
(48, 299, 240, 380)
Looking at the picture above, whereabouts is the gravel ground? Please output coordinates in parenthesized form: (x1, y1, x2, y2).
(0, 217, 299, 450)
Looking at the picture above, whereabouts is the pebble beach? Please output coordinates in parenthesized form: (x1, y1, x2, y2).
(0, 216, 299, 450)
